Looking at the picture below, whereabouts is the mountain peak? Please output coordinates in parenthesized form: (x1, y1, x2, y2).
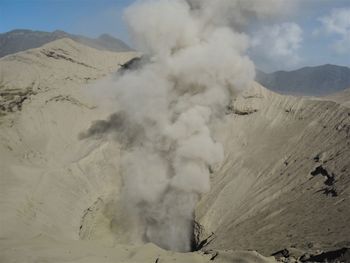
(52, 30, 69, 36)
(98, 33, 114, 39)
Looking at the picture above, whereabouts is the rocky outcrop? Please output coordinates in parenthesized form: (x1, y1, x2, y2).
(0, 86, 36, 113)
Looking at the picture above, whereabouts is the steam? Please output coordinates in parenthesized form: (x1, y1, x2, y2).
(84, 0, 292, 252)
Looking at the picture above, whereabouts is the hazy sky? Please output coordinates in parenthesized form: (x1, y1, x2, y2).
(0, 0, 350, 72)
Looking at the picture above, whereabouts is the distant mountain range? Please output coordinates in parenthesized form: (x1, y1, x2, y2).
(256, 64, 350, 96)
(2, 29, 350, 97)
(0, 29, 132, 58)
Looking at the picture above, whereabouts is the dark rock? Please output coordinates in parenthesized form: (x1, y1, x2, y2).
(118, 56, 150, 73)
(192, 221, 216, 251)
(225, 105, 258, 116)
(271, 249, 290, 260)
(311, 165, 338, 197)
(301, 247, 350, 262)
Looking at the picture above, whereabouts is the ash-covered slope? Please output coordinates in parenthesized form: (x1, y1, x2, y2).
(0, 38, 135, 114)
(0, 29, 132, 58)
(195, 83, 350, 259)
(0, 40, 276, 263)
(0, 38, 349, 262)
(256, 64, 350, 96)
(0, 39, 136, 243)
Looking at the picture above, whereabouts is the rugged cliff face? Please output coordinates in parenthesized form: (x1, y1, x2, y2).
(0, 40, 349, 263)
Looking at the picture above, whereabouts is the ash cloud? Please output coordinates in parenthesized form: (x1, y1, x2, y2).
(82, 0, 296, 252)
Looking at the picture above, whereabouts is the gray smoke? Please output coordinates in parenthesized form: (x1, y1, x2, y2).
(85, 0, 294, 252)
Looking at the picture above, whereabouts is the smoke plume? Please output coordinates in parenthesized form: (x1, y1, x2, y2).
(84, 0, 292, 252)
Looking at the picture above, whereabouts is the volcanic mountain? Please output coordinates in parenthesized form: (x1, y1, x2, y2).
(0, 38, 349, 263)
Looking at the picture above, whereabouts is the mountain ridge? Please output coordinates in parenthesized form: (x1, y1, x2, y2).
(256, 64, 350, 96)
(0, 38, 136, 114)
(0, 29, 132, 58)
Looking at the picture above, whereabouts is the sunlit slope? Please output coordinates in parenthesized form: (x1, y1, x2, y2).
(0, 38, 136, 114)
(0, 38, 136, 242)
